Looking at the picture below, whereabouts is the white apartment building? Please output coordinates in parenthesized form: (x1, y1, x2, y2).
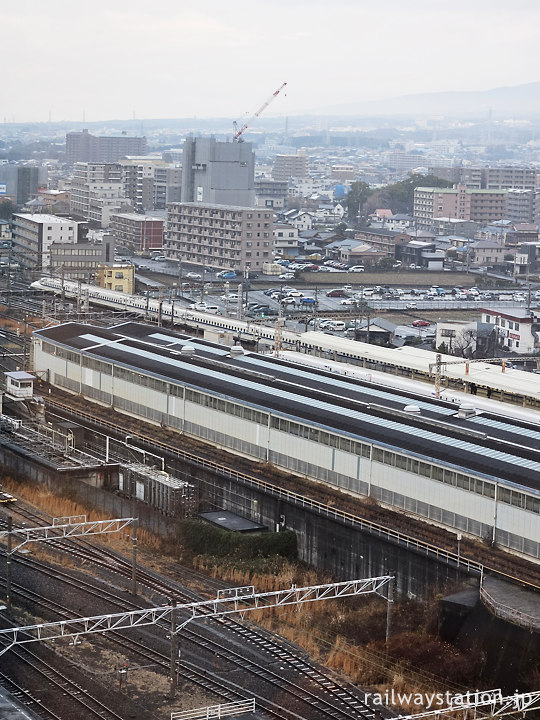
(12, 213, 88, 272)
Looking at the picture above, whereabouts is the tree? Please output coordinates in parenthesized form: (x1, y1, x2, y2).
(364, 174, 453, 215)
(452, 328, 478, 358)
(346, 181, 371, 223)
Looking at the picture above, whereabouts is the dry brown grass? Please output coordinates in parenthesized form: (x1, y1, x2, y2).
(2, 474, 476, 710)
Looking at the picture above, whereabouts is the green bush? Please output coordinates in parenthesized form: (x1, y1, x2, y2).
(177, 519, 297, 560)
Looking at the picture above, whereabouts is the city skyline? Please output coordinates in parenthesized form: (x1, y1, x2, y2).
(3, 0, 540, 123)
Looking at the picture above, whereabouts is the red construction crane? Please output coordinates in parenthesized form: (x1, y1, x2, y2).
(233, 82, 287, 142)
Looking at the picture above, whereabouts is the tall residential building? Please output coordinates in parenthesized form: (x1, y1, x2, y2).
(69, 163, 131, 228)
(271, 150, 309, 181)
(12, 213, 88, 272)
(505, 189, 539, 225)
(166, 203, 274, 272)
(116, 156, 182, 211)
(66, 129, 147, 164)
(413, 186, 507, 229)
(428, 166, 537, 191)
(181, 138, 255, 207)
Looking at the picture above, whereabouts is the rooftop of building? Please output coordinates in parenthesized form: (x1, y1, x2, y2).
(13, 213, 81, 224)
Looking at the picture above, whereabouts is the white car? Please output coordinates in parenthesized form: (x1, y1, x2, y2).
(279, 273, 295, 280)
(286, 290, 304, 297)
(186, 272, 202, 280)
(349, 266, 365, 272)
(340, 298, 358, 306)
(281, 297, 297, 305)
(220, 293, 239, 302)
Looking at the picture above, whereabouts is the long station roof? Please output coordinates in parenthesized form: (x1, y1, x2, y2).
(34, 322, 540, 495)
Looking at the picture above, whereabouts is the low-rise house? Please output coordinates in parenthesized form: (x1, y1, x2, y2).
(481, 307, 540, 354)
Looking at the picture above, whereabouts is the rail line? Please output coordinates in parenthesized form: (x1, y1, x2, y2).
(0, 619, 126, 720)
(44, 396, 540, 591)
(1, 507, 382, 720)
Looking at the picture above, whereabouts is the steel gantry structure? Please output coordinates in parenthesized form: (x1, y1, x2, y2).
(429, 353, 540, 398)
(0, 515, 138, 608)
(0, 576, 394, 697)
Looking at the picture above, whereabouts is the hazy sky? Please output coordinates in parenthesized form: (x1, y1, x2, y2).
(3, 0, 540, 123)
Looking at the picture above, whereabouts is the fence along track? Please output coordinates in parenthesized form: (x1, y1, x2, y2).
(44, 397, 540, 593)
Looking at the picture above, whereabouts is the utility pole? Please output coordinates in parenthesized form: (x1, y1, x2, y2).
(158, 288, 163, 327)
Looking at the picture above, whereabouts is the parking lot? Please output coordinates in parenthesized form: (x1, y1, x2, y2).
(129, 256, 539, 341)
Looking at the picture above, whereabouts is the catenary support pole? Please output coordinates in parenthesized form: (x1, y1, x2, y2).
(6, 516, 12, 612)
(385, 576, 394, 644)
(169, 599, 178, 699)
(131, 519, 138, 596)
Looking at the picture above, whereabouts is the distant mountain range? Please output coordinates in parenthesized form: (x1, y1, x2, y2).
(319, 82, 540, 118)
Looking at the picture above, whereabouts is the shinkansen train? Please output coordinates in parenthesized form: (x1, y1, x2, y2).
(31, 277, 540, 409)
(31, 320, 540, 563)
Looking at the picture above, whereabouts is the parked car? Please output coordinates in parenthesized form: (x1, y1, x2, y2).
(412, 319, 430, 327)
(286, 290, 304, 297)
(186, 272, 202, 279)
(217, 270, 236, 279)
(326, 289, 347, 297)
(340, 298, 358, 306)
(220, 293, 239, 301)
(349, 266, 365, 273)
(326, 320, 346, 331)
(300, 296, 317, 304)
(281, 297, 297, 305)
(405, 302, 418, 309)
(279, 273, 295, 280)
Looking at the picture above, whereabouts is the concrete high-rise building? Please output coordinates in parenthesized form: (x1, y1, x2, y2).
(505, 189, 539, 225)
(166, 203, 274, 272)
(428, 166, 537, 191)
(181, 138, 255, 207)
(69, 163, 131, 228)
(116, 157, 182, 212)
(414, 186, 507, 229)
(271, 150, 309, 181)
(66, 129, 147, 164)
(0, 165, 42, 206)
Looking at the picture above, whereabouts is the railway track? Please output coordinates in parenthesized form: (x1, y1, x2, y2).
(44, 393, 540, 589)
(0, 618, 127, 720)
(1, 504, 384, 720)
